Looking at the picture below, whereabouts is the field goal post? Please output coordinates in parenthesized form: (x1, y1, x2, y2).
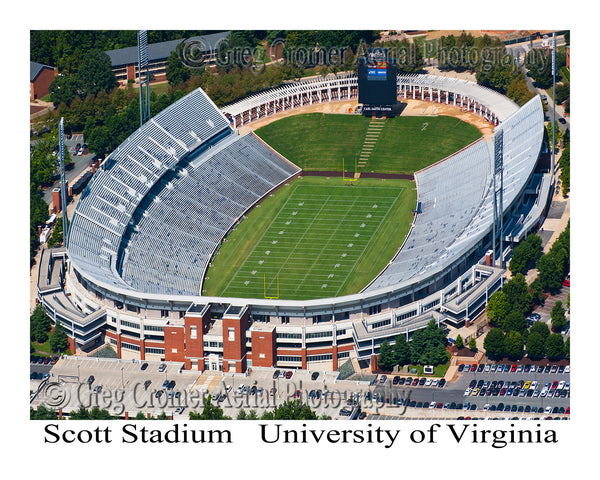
(342, 157, 359, 183)
(263, 273, 280, 299)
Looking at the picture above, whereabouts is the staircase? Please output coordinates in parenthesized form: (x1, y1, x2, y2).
(357, 118, 386, 171)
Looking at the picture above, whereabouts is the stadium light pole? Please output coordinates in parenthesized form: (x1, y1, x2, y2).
(138, 30, 151, 127)
(58, 117, 69, 246)
(551, 33, 556, 175)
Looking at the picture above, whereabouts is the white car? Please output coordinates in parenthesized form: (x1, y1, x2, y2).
(429, 401, 436, 409)
(564, 365, 570, 374)
(425, 378, 433, 387)
(484, 364, 491, 372)
(545, 406, 553, 414)
(540, 387, 548, 397)
(464, 388, 472, 396)
(530, 380, 538, 391)
(431, 378, 439, 387)
(557, 381, 565, 390)
(236, 384, 245, 394)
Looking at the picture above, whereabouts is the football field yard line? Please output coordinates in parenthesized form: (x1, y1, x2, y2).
(265, 194, 335, 295)
(220, 186, 302, 294)
(291, 195, 361, 295)
(223, 189, 333, 296)
(334, 189, 403, 296)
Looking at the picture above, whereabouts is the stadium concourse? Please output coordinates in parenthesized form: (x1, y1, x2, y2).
(36, 72, 550, 374)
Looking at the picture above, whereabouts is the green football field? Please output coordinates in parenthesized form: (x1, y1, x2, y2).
(254, 113, 482, 174)
(202, 176, 416, 300)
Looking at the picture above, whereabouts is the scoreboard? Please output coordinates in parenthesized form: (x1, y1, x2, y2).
(358, 50, 397, 113)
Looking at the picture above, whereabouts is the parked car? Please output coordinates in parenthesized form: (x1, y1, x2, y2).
(311, 372, 319, 381)
(87, 375, 95, 385)
(285, 371, 293, 379)
(273, 370, 280, 379)
(141, 362, 148, 371)
(158, 363, 167, 372)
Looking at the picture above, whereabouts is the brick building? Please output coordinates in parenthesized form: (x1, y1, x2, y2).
(30, 61, 57, 100)
(105, 31, 230, 85)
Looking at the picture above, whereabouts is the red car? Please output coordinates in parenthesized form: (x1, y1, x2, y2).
(510, 364, 517, 372)
(471, 364, 477, 371)
(285, 371, 293, 379)
(412, 378, 419, 386)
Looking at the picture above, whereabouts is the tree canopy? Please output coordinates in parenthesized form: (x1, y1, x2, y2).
(77, 49, 118, 97)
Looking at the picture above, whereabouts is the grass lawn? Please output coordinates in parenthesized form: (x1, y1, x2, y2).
(31, 341, 72, 356)
(203, 176, 416, 300)
(255, 113, 481, 174)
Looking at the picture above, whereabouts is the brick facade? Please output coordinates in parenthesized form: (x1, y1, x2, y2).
(221, 307, 249, 373)
(250, 326, 276, 368)
(31, 66, 57, 100)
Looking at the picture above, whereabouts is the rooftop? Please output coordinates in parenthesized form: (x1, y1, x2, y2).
(105, 31, 230, 67)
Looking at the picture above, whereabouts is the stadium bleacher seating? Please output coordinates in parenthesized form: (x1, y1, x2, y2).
(68, 86, 300, 296)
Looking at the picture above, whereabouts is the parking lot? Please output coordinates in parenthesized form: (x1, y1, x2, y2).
(30, 356, 570, 420)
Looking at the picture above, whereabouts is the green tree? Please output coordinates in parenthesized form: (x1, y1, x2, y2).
(536, 253, 563, 292)
(529, 321, 550, 342)
(166, 51, 191, 86)
(483, 328, 505, 360)
(468, 338, 477, 352)
(455, 334, 464, 349)
(501, 273, 531, 317)
(30, 404, 59, 420)
(47, 217, 63, 248)
(30, 138, 58, 187)
(392, 335, 411, 366)
(526, 331, 546, 360)
(529, 278, 544, 306)
(506, 76, 535, 106)
(260, 400, 319, 420)
(503, 310, 527, 335)
(68, 405, 91, 419)
(504, 331, 523, 360)
(78, 49, 118, 96)
(550, 301, 567, 333)
(49, 319, 69, 353)
(49, 73, 81, 106)
(30, 183, 49, 260)
(31, 304, 52, 343)
(88, 406, 115, 420)
(510, 234, 542, 275)
(545, 333, 564, 361)
(525, 49, 552, 88)
(377, 340, 395, 371)
(408, 319, 448, 366)
(188, 395, 231, 420)
(564, 336, 570, 360)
